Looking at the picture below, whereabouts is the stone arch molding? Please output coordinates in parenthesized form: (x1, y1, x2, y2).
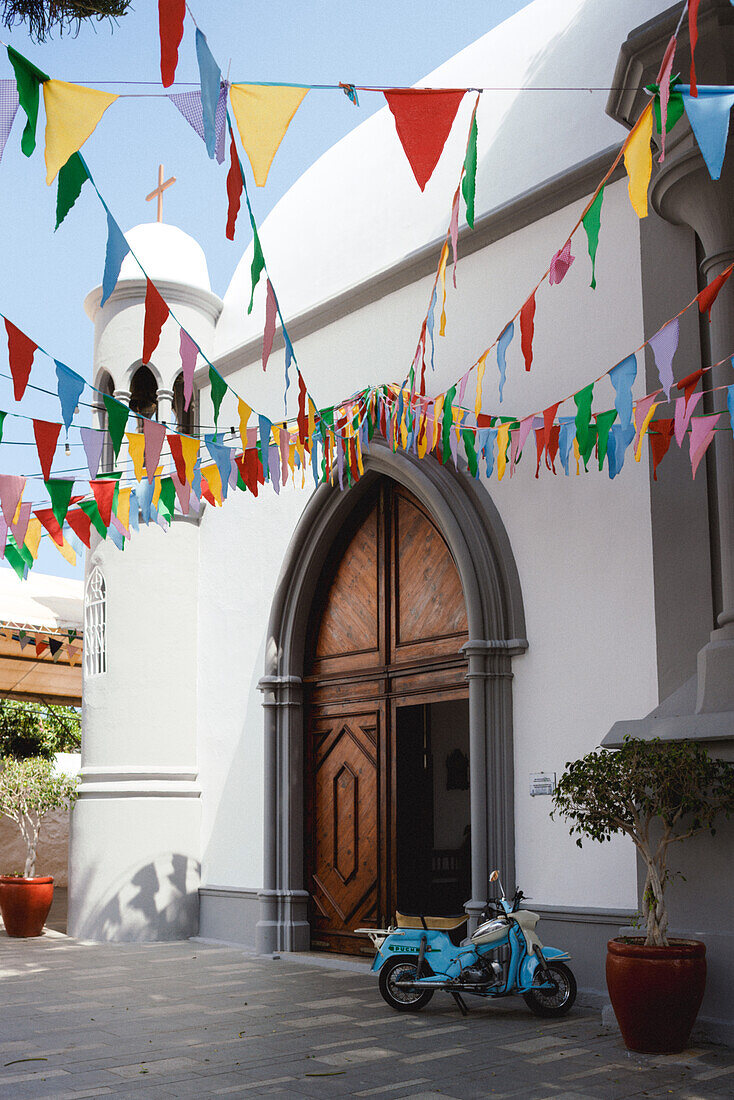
(256, 439, 528, 953)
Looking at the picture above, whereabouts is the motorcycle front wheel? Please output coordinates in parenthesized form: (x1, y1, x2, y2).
(378, 956, 435, 1012)
(522, 961, 577, 1017)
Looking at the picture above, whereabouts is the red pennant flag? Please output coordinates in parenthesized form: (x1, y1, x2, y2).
(534, 428, 544, 479)
(90, 480, 116, 527)
(167, 433, 187, 483)
(542, 401, 560, 458)
(649, 418, 675, 481)
(383, 89, 465, 191)
(226, 128, 243, 240)
(688, 0, 700, 98)
(697, 265, 733, 320)
(159, 0, 186, 88)
(677, 368, 705, 408)
(33, 420, 61, 480)
(200, 476, 217, 507)
(520, 291, 536, 372)
(5, 319, 37, 402)
(34, 507, 64, 546)
(35, 637, 48, 657)
(262, 279, 277, 371)
(235, 451, 260, 497)
(142, 280, 169, 364)
(66, 506, 93, 548)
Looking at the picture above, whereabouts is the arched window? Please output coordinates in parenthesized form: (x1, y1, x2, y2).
(84, 567, 106, 676)
(172, 371, 196, 436)
(130, 364, 158, 427)
(97, 372, 115, 473)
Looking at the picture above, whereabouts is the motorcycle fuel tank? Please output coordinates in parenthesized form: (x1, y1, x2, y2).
(471, 917, 510, 946)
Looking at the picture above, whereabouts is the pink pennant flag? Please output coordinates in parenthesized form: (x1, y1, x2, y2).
(179, 329, 198, 412)
(11, 500, 31, 548)
(110, 514, 129, 539)
(449, 187, 460, 288)
(674, 391, 703, 446)
(549, 240, 575, 285)
(143, 419, 167, 483)
(648, 317, 679, 399)
(633, 394, 659, 457)
(689, 413, 720, 478)
(0, 518, 6, 557)
(80, 427, 104, 479)
(262, 278, 277, 372)
(172, 470, 191, 515)
(279, 427, 290, 486)
(458, 370, 470, 407)
(657, 35, 677, 162)
(0, 475, 25, 527)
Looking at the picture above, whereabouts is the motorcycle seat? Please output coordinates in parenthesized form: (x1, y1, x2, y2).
(395, 912, 468, 932)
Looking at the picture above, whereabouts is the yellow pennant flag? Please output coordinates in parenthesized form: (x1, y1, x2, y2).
(43, 79, 118, 185)
(24, 517, 42, 560)
(432, 396, 445, 453)
(623, 102, 653, 219)
(437, 242, 450, 336)
(635, 402, 660, 461)
(180, 436, 200, 484)
(573, 437, 581, 475)
(201, 463, 223, 505)
(126, 432, 145, 481)
(238, 398, 252, 453)
(151, 467, 163, 508)
(52, 534, 76, 567)
(229, 84, 308, 187)
(117, 487, 131, 535)
(475, 352, 488, 418)
(496, 423, 510, 481)
(417, 414, 428, 459)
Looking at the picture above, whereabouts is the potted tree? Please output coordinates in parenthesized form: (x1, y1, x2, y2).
(552, 737, 734, 1054)
(0, 756, 78, 936)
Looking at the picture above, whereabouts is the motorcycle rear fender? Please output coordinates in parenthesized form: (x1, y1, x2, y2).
(370, 928, 457, 976)
(518, 944, 572, 989)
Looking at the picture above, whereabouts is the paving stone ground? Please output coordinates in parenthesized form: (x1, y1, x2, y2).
(1, 931, 734, 1100)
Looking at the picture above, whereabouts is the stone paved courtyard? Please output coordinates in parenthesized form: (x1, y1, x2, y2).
(2, 931, 734, 1099)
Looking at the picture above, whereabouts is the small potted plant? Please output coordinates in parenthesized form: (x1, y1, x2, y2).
(552, 737, 734, 1054)
(0, 756, 78, 937)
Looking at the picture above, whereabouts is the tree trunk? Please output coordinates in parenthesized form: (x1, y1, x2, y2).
(643, 859, 668, 947)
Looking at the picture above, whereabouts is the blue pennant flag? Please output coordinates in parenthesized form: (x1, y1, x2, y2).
(496, 321, 514, 403)
(195, 29, 221, 160)
(558, 416, 577, 476)
(609, 353, 637, 431)
(54, 361, 85, 430)
(681, 85, 734, 181)
(205, 433, 234, 502)
(101, 212, 130, 306)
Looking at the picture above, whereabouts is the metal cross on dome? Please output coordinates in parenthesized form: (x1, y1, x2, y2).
(146, 164, 176, 223)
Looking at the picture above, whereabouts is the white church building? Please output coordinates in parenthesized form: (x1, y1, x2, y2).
(70, 0, 734, 1040)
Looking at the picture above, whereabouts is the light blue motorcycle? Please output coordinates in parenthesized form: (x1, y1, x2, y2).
(357, 871, 576, 1017)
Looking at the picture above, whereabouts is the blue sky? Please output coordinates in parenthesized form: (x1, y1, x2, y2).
(0, 0, 531, 578)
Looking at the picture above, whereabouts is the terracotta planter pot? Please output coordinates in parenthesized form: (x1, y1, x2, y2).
(0, 875, 54, 937)
(606, 937, 706, 1054)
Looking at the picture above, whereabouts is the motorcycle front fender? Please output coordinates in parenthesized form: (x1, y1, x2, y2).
(518, 944, 572, 989)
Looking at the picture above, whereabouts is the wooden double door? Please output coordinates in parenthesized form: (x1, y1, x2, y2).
(304, 479, 469, 954)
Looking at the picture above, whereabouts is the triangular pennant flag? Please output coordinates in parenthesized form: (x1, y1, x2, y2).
(225, 126, 243, 240)
(262, 278, 277, 371)
(230, 83, 309, 187)
(519, 292, 536, 372)
(461, 112, 478, 229)
(157, 476, 176, 521)
(0, 79, 19, 165)
(42, 80, 118, 184)
(549, 240, 574, 285)
(116, 486, 131, 537)
(209, 366, 227, 428)
(90, 479, 116, 527)
(573, 383, 594, 456)
(66, 506, 92, 548)
(55, 151, 88, 230)
(143, 279, 169, 363)
(195, 28, 220, 158)
(171, 470, 191, 515)
(79, 497, 107, 539)
(248, 226, 265, 315)
(657, 35, 677, 161)
(143, 419, 166, 483)
(170, 85, 227, 164)
(623, 103, 654, 218)
(159, 0, 186, 87)
(179, 435, 200, 483)
(201, 463, 223, 505)
(650, 418, 675, 480)
(167, 433, 186, 483)
(689, 0, 701, 98)
(697, 265, 733, 320)
(101, 213, 130, 306)
(648, 317, 679, 400)
(24, 516, 42, 558)
(45, 478, 74, 528)
(674, 390, 703, 446)
(7, 46, 48, 157)
(177, 328, 198, 414)
(496, 321, 513, 402)
(102, 394, 129, 459)
(633, 395, 660, 461)
(582, 186, 604, 289)
(5, 318, 36, 401)
(681, 86, 734, 181)
(689, 413, 719, 479)
(80, 426, 104, 479)
(383, 89, 464, 191)
(205, 435, 234, 501)
(609, 353, 637, 430)
(11, 500, 31, 548)
(55, 361, 85, 429)
(34, 505, 63, 546)
(126, 432, 145, 480)
(595, 409, 618, 470)
(33, 420, 61, 480)
(0, 475, 24, 526)
(542, 402, 561, 462)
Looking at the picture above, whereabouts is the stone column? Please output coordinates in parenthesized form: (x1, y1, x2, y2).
(156, 387, 175, 430)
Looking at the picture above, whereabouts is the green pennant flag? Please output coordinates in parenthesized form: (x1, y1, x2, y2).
(158, 476, 176, 521)
(7, 46, 49, 157)
(581, 186, 604, 290)
(45, 478, 74, 528)
(0, 411, 6, 445)
(461, 114, 479, 229)
(580, 424, 597, 471)
(4, 537, 27, 580)
(248, 227, 265, 314)
(595, 409, 617, 470)
(574, 383, 594, 458)
(103, 394, 129, 460)
(442, 384, 456, 464)
(649, 75, 685, 134)
(79, 498, 108, 539)
(55, 153, 89, 231)
(209, 366, 227, 427)
(461, 428, 478, 477)
(10, 531, 33, 569)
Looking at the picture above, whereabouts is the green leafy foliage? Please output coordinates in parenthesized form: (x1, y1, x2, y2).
(0, 756, 77, 876)
(552, 738, 734, 947)
(0, 1, 130, 41)
(0, 700, 80, 760)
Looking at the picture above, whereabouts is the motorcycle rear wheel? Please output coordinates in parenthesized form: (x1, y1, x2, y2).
(378, 956, 435, 1012)
(523, 961, 577, 1017)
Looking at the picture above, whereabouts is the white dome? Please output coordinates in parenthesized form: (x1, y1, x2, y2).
(118, 222, 211, 293)
(215, 0, 672, 359)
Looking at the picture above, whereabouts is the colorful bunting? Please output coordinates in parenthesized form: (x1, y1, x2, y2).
(103, 394, 129, 459)
(681, 86, 734, 181)
(80, 426, 104, 479)
(55, 152, 88, 230)
(656, 35, 677, 161)
(519, 292, 536, 372)
(262, 278, 277, 371)
(33, 420, 61, 480)
(177, 328, 198, 413)
(698, 265, 733, 320)
(101, 212, 130, 306)
(169, 85, 227, 164)
(674, 389, 703, 447)
(689, 413, 719, 478)
(209, 366, 227, 428)
(90, 479, 116, 527)
(0, 475, 24, 527)
(142, 279, 169, 363)
(496, 321, 514, 403)
(229, 83, 309, 187)
(55, 361, 85, 429)
(249, 226, 265, 314)
(648, 317, 679, 399)
(650, 418, 675, 480)
(383, 89, 464, 191)
(573, 383, 594, 457)
(624, 103, 653, 218)
(7, 46, 48, 157)
(688, 0, 700, 98)
(5, 318, 36, 401)
(195, 28, 221, 159)
(633, 394, 660, 461)
(595, 409, 617, 470)
(126, 432, 145, 480)
(42, 79, 118, 185)
(159, 0, 186, 88)
(34, 505, 63, 546)
(582, 186, 604, 289)
(225, 127, 243, 240)
(45, 478, 74, 527)
(461, 113, 478, 228)
(79, 497, 107, 540)
(143, 419, 166, 483)
(609, 353, 637, 430)
(549, 240, 574, 285)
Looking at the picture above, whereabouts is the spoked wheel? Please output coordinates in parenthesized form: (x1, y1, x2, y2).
(523, 961, 577, 1017)
(378, 956, 435, 1012)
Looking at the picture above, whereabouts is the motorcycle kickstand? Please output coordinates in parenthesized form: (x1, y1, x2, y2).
(451, 992, 469, 1017)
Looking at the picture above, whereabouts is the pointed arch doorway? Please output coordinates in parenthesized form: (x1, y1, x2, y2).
(257, 441, 527, 956)
(305, 478, 471, 953)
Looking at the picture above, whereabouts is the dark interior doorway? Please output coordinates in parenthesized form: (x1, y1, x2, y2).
(396, 699, 471, 915)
